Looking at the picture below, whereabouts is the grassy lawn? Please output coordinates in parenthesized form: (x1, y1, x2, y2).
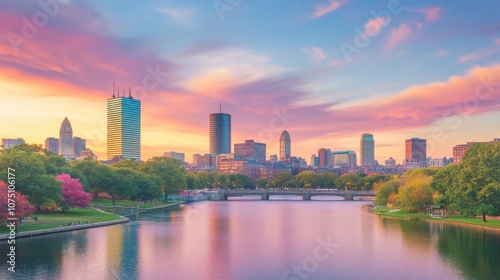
(378, 210, 500, 229)
(373, 206, 391, 213)
(91, 198, 174, 209)
(0, 208, 123, 234)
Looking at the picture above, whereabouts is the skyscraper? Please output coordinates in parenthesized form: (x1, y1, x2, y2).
(318, 148, 331, 167)
(279, 130, 291, 161)
(360, 133, 375, 167)
(45, 137, 59, 154)
(210, 109, 231, 155)
(234, 140, 266, 162)
(73, 137, 86, 158)
(59, 117, 74, 159)
(405, 138, 427, 162)
(107, 91, 141, 161)
(331, 150, 357, 168)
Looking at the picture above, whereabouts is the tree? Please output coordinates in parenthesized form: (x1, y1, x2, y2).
(140, 157, 187, 201)
(230, 174, 254, 189)
(395, 176, 433, 213)
(316, 172, 338, 189)
(131, 172, 162, 202)
(296, 171, 317, 189)
(0, 181, 35, 223)
(256, 178, 268, 189)
(186, 173, 203, 189)
(26, 174, 64, 211)
(451, 143, 500, 221)
(271, 172, 294, 188)
(56, 174, 92, 212)
(107, 167, 138, 205)
(431, 164, 459, 208)
(69, 160, 107, 199)
(374, 176, 399, 206)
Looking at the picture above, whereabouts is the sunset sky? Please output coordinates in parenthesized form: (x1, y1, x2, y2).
(1, 0, 500, 164)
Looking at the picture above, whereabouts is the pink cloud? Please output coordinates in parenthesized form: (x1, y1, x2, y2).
(312, 0, 345, 19)
(418, 7, 442, 22)
(385, 23, 412, 50)
(363, 17, 388, 37)
(495, 38, 500, 47)
(303, 47, 327, 62)
(458, 48, 499, 63)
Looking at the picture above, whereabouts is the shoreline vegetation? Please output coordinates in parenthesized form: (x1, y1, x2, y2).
(0, 199, 182, 237)
(373, 206, 500, 231)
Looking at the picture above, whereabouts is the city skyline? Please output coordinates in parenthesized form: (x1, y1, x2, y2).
(1, 1, 500, 163)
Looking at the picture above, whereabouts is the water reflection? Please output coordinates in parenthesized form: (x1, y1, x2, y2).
(1, 202, 499, 280)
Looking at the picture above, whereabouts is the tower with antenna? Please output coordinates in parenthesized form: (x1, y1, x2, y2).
(209, 103, 231, 155)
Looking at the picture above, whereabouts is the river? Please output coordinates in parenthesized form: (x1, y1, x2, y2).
(1, 198, 500, 280)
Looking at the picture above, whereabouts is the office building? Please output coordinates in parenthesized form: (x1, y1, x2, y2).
(428, 157, 453, 167)
(405, 138, 427, 162)
(385, 157, 396, 167)
(59, 117, 74, 159)
(1, 138, 25, 149)
(44, 137, 59, 154)
(210, 110, 231, 155)
(269, 154, 278, 162)
(164, 151, 186, 162)
(234, 140, 266, 162)
(452, 138, 500, 163)
(331, 150, 357, 168)
(73, 137, 86, 158)
(279, 130, 291, 160)
(78, 149, 97, 161)
(107, 92, 141, 161)
(318, 148, 331, 167)
(360, 133, 375, 166)
(310, 154, 319, 167)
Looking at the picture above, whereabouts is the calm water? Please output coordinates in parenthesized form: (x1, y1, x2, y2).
(1, 198, 500, 280)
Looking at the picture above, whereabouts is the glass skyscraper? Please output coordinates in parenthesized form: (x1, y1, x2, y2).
(360, 133, 375, 167)
(107, 96, 141, 161)
(210, 112, 231, 155)
(279, 130, 291, 161)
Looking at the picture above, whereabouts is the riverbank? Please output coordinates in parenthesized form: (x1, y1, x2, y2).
(375, 207, 500, 232)
(0, 207, 125, 236)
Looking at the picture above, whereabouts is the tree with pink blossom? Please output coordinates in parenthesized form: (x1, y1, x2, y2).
(0, 180, 35, 224)
(56, 174, 92, 212)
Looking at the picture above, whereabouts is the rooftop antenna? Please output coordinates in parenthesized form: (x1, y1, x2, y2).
(123, 88, 125, 97)
(220, 101, 222, 113)
(113, 82, 115, 98)
(117, 86, 120, 97)
(129, 87, 132, 98)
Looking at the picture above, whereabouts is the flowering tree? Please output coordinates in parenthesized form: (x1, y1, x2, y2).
(56, 174, 92, 212)
(0, 181, 35, 223)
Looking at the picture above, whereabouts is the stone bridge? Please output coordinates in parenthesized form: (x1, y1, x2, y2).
(202, 189, 375, 201)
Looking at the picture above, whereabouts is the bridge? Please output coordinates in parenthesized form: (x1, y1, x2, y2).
(202, 189, 375, 201)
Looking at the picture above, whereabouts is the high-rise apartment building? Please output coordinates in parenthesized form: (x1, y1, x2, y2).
(73, 137, 86, 158)
(210, 110, 231, 155)
(405, 138, 427, 162)
(234, 140, 266, 162)
(279, 130, 291, 161)
(360, 133, 375, 167)
(107, 93, 141, 161)
(45, 137, 59, 154)
(318, 148, 331, 167)
(331, 150, 357, 168)
(1, 138, 25, 149)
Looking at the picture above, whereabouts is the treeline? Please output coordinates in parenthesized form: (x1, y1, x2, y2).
(252, 171, 390, 190)
(375, 143, 500, 221)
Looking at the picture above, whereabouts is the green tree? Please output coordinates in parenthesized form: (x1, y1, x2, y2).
(141, 157, 187, 201)
(186, 173, 203, 189)
(131, 172, 162, 202)
(107, 167, 137, 205)
(296, 171, 317, 189)
(395, 176, 433, 213)
(230, 174, 254, 189)
(430, 164, 459, 208)
(271, 172, 294, 188)
(451, 143, 500, 221)
(316, 172, 338, 189)
(373, 176, 399, 206)
(256, 178, 268, 189)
